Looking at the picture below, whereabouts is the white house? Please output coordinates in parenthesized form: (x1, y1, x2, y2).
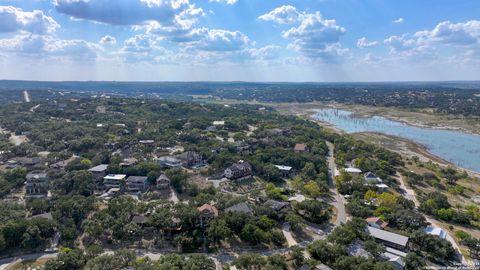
(424, 226, 447, 239)
(103, 174, 126, 189)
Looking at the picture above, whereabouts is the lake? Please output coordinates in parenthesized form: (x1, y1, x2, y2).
(313, 108, 480, 173)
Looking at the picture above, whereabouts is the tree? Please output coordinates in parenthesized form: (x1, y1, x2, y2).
(184, 254, 216, 270)
(207, 218, 231, 243)
(303, 181, 321, 198)
(44, 249, 86, 270)
(233, 253, 266, 270)
(266, 254, 287, 270)
(404, 252, 426, 270)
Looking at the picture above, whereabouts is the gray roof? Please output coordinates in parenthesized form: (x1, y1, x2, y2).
(89, 164, 108, 172)
(127, 176, 148, 183)
(225, 202, 253, 215)
(265, 200, 289, 211)
(367, 226, 409, 247)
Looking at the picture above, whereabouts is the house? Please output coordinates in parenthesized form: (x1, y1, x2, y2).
(381, 248, 407, 270)
(233, 141, 252, 154)
(16, 157, 43, 169)
(213, 121, 225, 126)
(88, 164, 108, 179)
(294, 143, 310, 153)
(376, 183, 390, 192)
(25, 172, 49, 198)
(154, 156, 182, 168)
(347, 243, 371, 258)
(366, 217, 389, 229)
(224, 161, 252, 180)
(367, 226, 409, 250)
(28, 212, 53, 220)
(6, 159, 19, 169)
(364, 172, 383, 184)
(224, 202, 253, 215)
(178, 151, 204, 168)
(288, 194, 306, 203)
(198, 203, 218, 227)
(103, 174, 126, 189)
(424, 226, 447, 239)
(345, 167, 362, 175)
(274, 165, 294, 178)
(156, 174, 171, 190)
(264, 199, 290, 211)
(126, 176, 148, 192)
(104, 142, 117, 150)
(120, 158, 138, 167)
(49, 160, 68, 171)
(131, 215, 148, 226)
(139, 140, 155, 145)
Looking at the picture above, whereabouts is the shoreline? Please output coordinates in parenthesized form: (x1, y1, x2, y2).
(309, 116, 480, 178)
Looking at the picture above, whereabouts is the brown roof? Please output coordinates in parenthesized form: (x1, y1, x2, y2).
(294, 143, 308, 151)
(366, 217, 388, 228)
(197, 203, 218, 217)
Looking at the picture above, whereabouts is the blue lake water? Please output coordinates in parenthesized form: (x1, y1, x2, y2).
(313, 108, 480, 173)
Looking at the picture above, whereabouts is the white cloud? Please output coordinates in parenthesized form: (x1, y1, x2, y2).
(392, 18, 404, 24)
(0, 34, 98, 60)
(415, 20, 480, 46)
(258, 5, 299, 24)
(53, 0, 203, 27)
(356, 37, 379, 48)
(0, 6, 59, 35)
(282, 11, 347, 61)
(186, 28, 250, 51)
(99, 35, 116, 45)
(209, 0, 238, 5)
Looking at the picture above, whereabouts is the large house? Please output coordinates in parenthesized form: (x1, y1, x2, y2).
(367, 226, 409, 251)
(156, 174, 171, 190)
(103, 174, 127, 189)
(126, 176, 148, 192)
(25, 172, 49, 198)
(178, 151, 204, 168)
(88, 164, 108, 179)
(224, 161, 252, 180)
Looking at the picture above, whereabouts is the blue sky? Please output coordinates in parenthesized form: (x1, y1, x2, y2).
(0, 0, 479, 81)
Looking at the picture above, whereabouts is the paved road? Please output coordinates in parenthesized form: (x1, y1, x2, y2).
(0, 252, 57, 270)
(326, 142, 347, 226)
(396, 173, 471, 267)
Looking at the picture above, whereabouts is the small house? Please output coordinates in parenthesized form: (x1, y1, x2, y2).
(294, 143, 310, 153)
(224, 202, 253, 215)
(274, 165, 294, 178)
(178, 151, 204, 168)
(364, 172, 382, 184)
(156, 174, 171, 190)
(424, 226, 447, 239)
(345, 167, 362, 176)
(366, 217, 388, 229)
(120, 158, 138, 167)
(88, 164, 108, 179)
(25, 172, 49, 198)
(103, 174, 126, 189)
(198, 203, 218, 227)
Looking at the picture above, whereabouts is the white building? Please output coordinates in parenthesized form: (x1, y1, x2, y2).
(103, 174, 127, 189)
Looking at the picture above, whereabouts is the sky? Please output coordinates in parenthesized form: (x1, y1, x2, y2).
(0, 0, 479, 82)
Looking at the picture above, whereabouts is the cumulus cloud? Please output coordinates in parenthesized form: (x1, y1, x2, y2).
(209, 0, 238, 5)
(357, 37, 378, 48)
(0, 6, 59, 35)
(99, 35, 116, 45)
(0, 34, 98, 60)
(185, 28, 250, 51)
(415, 20, 480, 46)
(392, 18, 404, 24)
(53, 0, 203, 27)
(258, 5, 300, 24)
(282, 11, 347, 61)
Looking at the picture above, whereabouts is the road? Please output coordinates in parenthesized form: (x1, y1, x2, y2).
(326, 142, 347, 226)
(397, 173, 471, 266)
(23, 90, 30, 102)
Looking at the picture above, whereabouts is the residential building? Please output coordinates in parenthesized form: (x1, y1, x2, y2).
(88, 164, 108, 179)
(274, 165, 294, 178)
(120, 158, 138, 167)
(364, 172, 383, 184)
(224, 202, 253, 215)
(212, 121, 225, 126)
(156, 174, 171, 190)
(198, 203, 218, 227)
(264, 199, 290, 211)
(25, 172, 49, 197)
(103, 174, 126, 189)
(233, 141, 252, 154)
(154, 156, 182, 168)
(16, 157, 43, 169)
(366, 217, 389, 229)
(367, 226, 409, 250)
(139, 140, 155, 145)
(126, 176, 148, 192)
(424, 226, 447, 239)
(345, 167, 362, 175)
(224, 161, 252, 180)
(294, 143, 310, 153)
(178, 151, 204, 167)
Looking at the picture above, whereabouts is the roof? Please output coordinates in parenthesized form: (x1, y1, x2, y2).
(315, 264, 334, 270)
(424, 226, 447, 239)
(225, 202, 253, 215)
(126, 176, 148, 183)
(288, 194, 306, 203)
(131, 215, 148, 224)
(376, 184, 389, 189)
(89, 164, 108, 172)
(104, 174, 127, 180)
(26, 172, 48, 179)
(294, 143, 308, 151)
(198, 204, 218, 217)
(364, 171, 377, 178)
(156, 174, 170, 182)
(29, 212, 53, 220)
(274, 165, 292, 171)
(367, 226, 409, 247)
(366, 217, 388, 228)
(265, 199, 289, 211)
(213, 121, 225, 126)
(345, 167, 362, 173)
